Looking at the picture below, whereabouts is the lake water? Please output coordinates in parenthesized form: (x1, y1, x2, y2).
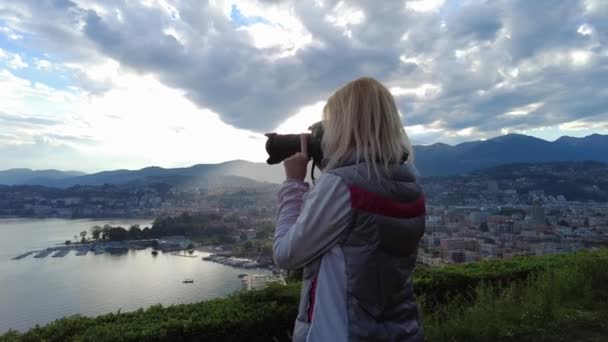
(0, 218, 269, 333)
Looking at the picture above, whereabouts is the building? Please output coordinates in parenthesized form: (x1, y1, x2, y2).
(530, 206, 545, 224)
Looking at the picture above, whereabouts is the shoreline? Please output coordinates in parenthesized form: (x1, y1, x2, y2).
(0, 216, 155, 221)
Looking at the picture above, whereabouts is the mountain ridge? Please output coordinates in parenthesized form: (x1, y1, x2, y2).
(1, 133, 607, 186)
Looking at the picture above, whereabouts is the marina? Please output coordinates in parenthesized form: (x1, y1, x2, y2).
(11, 251, 36, 260)
(240, 274, 286, 291)
(51, 250, 71, 258)
(75, 250, 89, 256)
(0, 218, 276, 333)
(202, 254, 264, 269)
(170, 252, 199, 258)
(34, 250, 53, 258)
(9, 236, 193, 260)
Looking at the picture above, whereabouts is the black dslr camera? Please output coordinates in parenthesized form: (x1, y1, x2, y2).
(265, 121, 325, 179)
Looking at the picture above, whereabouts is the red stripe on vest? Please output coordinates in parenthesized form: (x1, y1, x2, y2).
(307, 277, 318, 322)
(348, 185, 426, 218)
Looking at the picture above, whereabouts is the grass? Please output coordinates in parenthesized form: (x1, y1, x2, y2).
(422, 249, 608, 341)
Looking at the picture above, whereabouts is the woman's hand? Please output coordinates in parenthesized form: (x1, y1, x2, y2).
(283, 134, 310, 181)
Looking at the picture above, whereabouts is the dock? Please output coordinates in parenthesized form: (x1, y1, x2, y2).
(52, 250, 71, 257)
(170, 252, 199, 258)
(34, 250, 53, 258)
(241, 274, 286, 291)
(203, 254, 263, 269)
(11, 251, 36, 260)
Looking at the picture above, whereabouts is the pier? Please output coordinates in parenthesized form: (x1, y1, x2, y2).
(11, 237, 194, 261)
(52, 250, 71, 257)
(203, 254, 264, 269)
(11, 251, 36, 260)
(240, 274, 286, 291)
(34, 250, 53, 258)
(75, 250, 89, 256)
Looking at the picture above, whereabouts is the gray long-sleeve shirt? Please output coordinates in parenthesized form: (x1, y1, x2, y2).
(274, 160, 425, 342)
(274, 174, 351, 341)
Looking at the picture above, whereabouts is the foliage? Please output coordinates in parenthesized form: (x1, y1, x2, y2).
(3, 249, 608, 342)
(422, 248, 608, 341)
(151, 212, 237, 244)
(232, 239, 272, 259)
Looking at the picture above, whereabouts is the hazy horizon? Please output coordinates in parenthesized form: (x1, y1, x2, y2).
(1, 1, 607, 172)
(1, 131, 606, 174)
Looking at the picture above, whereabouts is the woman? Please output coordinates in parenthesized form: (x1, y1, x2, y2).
(274, 77, 426, 341)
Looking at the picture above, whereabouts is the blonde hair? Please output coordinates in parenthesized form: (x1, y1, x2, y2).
(322, 77, 414, 177)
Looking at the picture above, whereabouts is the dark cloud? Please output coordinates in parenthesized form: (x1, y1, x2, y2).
(0, 0, 606, 139)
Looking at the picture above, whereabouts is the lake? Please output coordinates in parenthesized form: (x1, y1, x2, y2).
(0, 218, 270, 333)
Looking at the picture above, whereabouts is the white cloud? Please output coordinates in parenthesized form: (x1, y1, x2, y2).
(0, 49, 29, 70)
(406, 121, 444, 135)
(456, 127, 474, 137)
(229, 2, 314, 57)
(390, 84, 441, 99)
(238, 23, 313, 57)
(0, 61, 268, 171)
(325, 1, 365, 38)
(405, 0, 445, 13)
(577, 23, 593, 36)
(34, 58, 52, 70)
(559, 119, 608, 131)
(570, 50, 592, 66)
(274, 101, 325, 133)
(502, 102, 544, 117)
(0, 26, 23, 40)
(584, 0, 608, 14)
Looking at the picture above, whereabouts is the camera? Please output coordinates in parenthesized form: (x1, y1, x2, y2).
(264, 121, 324, 167)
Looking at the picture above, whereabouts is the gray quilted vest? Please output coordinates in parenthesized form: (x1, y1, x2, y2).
(294, 160, 426, 341)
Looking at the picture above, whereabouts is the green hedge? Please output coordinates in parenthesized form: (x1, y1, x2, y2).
(414, 251, 581, 304)
(2, 249, 608, 342)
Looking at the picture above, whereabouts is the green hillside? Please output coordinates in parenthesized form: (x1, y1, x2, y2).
(2, 249, 607, 341)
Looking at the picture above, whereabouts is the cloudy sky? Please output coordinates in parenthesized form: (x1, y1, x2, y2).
(0, 0, 607, 172)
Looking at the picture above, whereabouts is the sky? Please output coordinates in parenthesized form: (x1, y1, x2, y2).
(0, 0, 607, 172)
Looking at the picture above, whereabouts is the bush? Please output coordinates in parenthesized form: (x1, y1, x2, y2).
(422, 249, 608, 341)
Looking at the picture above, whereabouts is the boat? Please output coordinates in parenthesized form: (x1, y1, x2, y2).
(182, 278, 194, 284)
(151, 250, 159, 256)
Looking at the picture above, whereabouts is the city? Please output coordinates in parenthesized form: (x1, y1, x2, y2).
(1, 161, 607, 267)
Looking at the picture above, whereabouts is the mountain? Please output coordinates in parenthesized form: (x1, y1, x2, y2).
(414, 133, 608, 176)
(0, 169, 85, 186)
(5, 161, 285, 188)
(1, 133, 607, 186)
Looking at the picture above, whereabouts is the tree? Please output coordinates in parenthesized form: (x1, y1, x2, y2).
(129, 225, 142, 240)
(80, 230, 87, 242)
(91, 226, 102, 240)
(106, 227, 129, 241)
(242, 240, 254, 253)
(65, 240, 71, 245)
